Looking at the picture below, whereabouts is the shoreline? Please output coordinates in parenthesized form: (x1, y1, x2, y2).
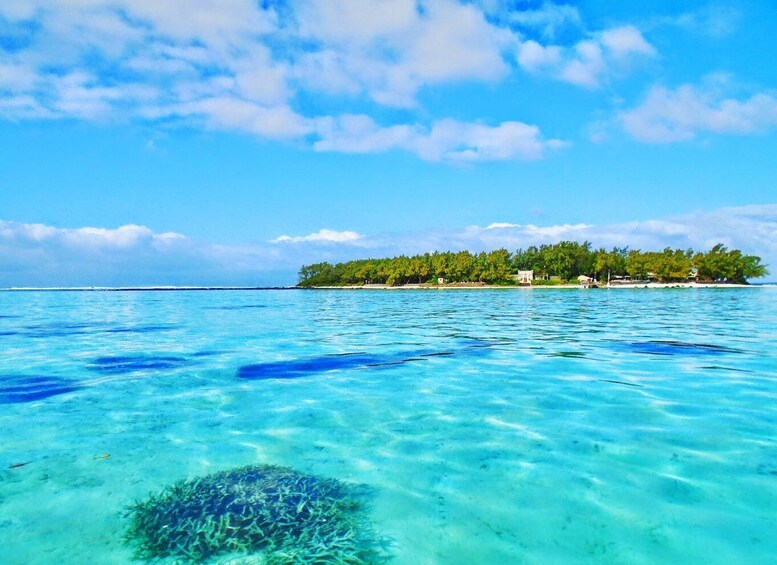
(304, 282, 762, 290)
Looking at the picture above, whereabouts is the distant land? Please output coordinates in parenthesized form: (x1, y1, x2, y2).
(298, 242, 768, 288)
(0, 286, 290, 292)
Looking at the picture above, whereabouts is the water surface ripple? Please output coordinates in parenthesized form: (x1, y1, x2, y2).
(0, 288, 775, 564)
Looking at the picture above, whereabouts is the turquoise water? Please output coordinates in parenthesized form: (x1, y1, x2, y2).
(1, 288, 776, 564)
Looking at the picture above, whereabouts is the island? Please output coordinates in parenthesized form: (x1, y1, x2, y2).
(297, 243, 768, 288)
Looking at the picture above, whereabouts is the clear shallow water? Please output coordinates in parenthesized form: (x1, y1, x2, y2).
(1, 288, 776, 564)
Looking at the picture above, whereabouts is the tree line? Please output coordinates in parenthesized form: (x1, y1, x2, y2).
(297, 242, 767, 287)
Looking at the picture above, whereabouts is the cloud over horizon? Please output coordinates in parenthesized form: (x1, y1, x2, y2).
(621, 77, 777, 142)
(2, 205, 775, 287)
(272, 229, 363, 244)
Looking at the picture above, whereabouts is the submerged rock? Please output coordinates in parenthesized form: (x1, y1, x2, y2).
(124, 464, 388, 564)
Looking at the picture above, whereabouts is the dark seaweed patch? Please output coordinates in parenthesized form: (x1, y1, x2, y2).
(88, 355, 191, 374)
(238, 353, 384, 380)
(238, 342, 496, 381)
(616, 340, 742, 356)
(237, 348, 460, 380)
(0, 374, 82, 404)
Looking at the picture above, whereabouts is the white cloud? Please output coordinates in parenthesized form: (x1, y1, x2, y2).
(601, 25, 656, 59)
(621, 81, 777, 142)
(0, 1, 668, 160)
(297, 0, 418, 44)
(661, 6, 741, 39)
(296, 0, 510, 107)
(504, 2, 582, 39)
(517, 25, 656, 88)
(408, 0, 510, 84)
(525, 223, 592, 239)
(272, 229, 363, 244)
(0, 0, 576, 162)
(0, 220, 281, 287)
(559, 40, 605, 88)
(0, 63, 38, 92)
(516, 40, 562, 72)
(160, 98, 315, 140)
(485, 222, 519, 230)
(314, 114, 566, 162)
(0, 221, 184, 249)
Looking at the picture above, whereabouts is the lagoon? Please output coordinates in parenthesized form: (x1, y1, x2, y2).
(1, 288, 776, 563)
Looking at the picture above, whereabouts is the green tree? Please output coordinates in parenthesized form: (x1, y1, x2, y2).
(651, 248, 693, 282)
(626, 250, 650, 280)
(296, 243, 767, 286)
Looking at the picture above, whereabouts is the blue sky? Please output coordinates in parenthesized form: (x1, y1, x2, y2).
(1, 0, 776, 285)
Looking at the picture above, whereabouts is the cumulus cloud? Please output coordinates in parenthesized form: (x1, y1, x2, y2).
(0, 0, 655, 161)
(503, 2, 583, 39)
(659, 5, 741, 38)
(313, 114, 566, 162)
(271, 229, 363, 244)
(516, 40, 563, 72)
(517, 25, 656, 88)
(485, 222, 519, 230)
(621, 80, 777, 142)
(296, 0, 510, 106)
(600, 26, 656, 59)
(0, 221, 200, 286)
(0, 221, 184, 249)
(0, 220, 294, 287)
(0, 2, 509, 121)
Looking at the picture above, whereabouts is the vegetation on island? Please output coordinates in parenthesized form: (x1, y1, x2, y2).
(297, 243, 767, 287)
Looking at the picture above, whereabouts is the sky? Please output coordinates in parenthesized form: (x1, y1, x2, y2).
(1, 0, 776, 286)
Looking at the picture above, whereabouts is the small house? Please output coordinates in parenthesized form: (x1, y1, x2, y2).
(578, 275, 594, 288)
(512, 270, 534, 285)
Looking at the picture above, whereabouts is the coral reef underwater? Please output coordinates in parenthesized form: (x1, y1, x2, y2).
(124, 464, 388, 564)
